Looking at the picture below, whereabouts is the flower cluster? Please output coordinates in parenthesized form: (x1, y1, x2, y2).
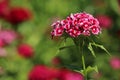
(51, 12, 101, 37)
(28, 65, 84, 80)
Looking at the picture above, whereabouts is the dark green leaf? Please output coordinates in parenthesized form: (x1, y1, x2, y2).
(92, 43, 111, 56)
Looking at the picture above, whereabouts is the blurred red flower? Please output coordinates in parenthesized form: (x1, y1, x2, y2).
(109, 56, 120, 69)
(28, 65, 84, 80)
(5, 7, 32, 25)
(58, 69, 84, 80)
(96, 15, 112, 29)
(0, 0, 9, 18)
(17, 44, 34, 58)
(28, 65, 59, 80)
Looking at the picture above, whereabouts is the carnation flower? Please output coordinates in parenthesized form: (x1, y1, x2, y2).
(58, 69, 84, 80)
(17, 43, 34, 58)
(51, 12, 101, 37)
(109, 56, 120, 69)
(0, 29, 17, 45)
(4, 7, 32, 25)
(28, 65, 59, 80)
(96, 15, 112, 29)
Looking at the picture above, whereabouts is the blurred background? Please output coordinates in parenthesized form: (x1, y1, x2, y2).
(0, 0, 120, 80)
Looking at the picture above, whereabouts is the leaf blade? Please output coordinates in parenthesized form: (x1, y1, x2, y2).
(88, 43, 96, 58)
(92, 43, 111, 56)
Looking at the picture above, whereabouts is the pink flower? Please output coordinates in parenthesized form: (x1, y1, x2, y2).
(96, 15, 112, 29)
(51, 12, 101, 37)
(17, 44, 34, 58)
(28, 65, 59, 80)
(4, 7, 32, 25)
(109, 56, 120, 69)
(58, 69, 84, 80)
(91, 25, 101, 35)
(0, 29, 16, 45)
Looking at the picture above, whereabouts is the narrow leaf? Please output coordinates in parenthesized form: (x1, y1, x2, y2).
(88, 43, 96, 57)
(92, 43, 111, 56)
(94, 66, 98, 73)
(59, 45, 75, 51)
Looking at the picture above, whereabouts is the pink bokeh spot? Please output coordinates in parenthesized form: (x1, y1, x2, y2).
(96, 15, 112, 29)
(110, 57, 120, 69)
(0, 30, 16, 45)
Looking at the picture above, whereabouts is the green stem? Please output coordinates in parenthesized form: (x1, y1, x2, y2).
(82, 54, 86, 71)
(72, 37, 88, 80)
(82, 54, 87, 80)
(79, 37, 87, 80)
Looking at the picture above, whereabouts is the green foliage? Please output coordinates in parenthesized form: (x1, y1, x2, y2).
(88, 43, 96, 58)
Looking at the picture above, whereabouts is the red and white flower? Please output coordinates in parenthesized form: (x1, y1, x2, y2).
(51, 12, 101, 37)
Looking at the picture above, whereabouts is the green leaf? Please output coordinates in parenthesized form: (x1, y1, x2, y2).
(59, 45, 75, 51)
(80, 66, 98, 76)
(86, 66, 98, 73)
(92, 43, 111, 56)
(88, 43, 96, 57)
(110, 0, 120, 15)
